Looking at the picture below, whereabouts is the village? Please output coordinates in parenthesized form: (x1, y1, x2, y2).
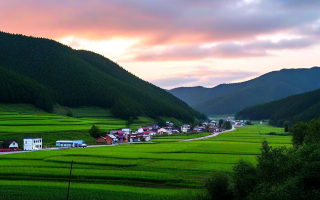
(0, 119, 250, 152)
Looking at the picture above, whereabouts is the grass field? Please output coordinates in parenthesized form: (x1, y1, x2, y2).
(152, 132, 212, 142)
(0, 104, 154, 146)
(0, 120, 292, 199)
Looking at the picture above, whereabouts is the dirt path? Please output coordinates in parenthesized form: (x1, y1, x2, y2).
(178, 127, 236, 142)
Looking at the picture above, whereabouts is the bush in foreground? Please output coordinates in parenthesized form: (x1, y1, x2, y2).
(203, 139, 320, 200)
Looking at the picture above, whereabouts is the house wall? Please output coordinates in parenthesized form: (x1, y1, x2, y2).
(157, 128, 167, 134)
(144, 136, 151, 141)
(23, 138, 42, 150)
(9, 142, 18, 149)
(96, 137, 112, 145)
(24, 139, 33, 150)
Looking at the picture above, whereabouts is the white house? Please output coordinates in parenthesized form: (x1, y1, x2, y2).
(149, 130, 157, 136)
(164, 127, 173, 134)
(157, 128, 167, 135)
(23, 138, 42, 150)
(181, 125, 191, 133)
(122, 128, 131, 136)
(143, 135, 151, 141)
(137, 128, 144, 133)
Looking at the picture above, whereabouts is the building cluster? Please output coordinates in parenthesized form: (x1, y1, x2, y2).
(1, 138, 88, 152)
(96, 124, 160, 145)
(95, 120, 226, 145)
(0, 119, 242, 151)
(0, 138, 43, 152)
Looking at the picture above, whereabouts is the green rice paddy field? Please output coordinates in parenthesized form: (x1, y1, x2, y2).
(0, 104, 153, 146)
(0, 104, 292, 199)
(0, 128, 291, 198)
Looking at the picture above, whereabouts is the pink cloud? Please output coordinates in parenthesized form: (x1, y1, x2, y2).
(1, 0, 320, 45)
(149, 67, 261, 89)
(127, 38, 317, 61)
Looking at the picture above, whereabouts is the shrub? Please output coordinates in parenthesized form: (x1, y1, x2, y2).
(203, 171, 233, 200)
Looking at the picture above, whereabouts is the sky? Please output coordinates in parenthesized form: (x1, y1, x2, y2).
(1, 0, 320, 89)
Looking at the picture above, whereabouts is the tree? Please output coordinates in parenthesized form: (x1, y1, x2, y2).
(225, 121, 232, 130)
(205, 125, 210, 132)
(219, 119, 224, 131)
(291, 118, 320, 148)
(194, 118, 200, 127)
(89, 125, 101, 138)
(204, 171, 233, 200)
(157, 117, 166, 127)
(284, 121, 290, 132)
(232, 160, 257, 199)
(126, 117, 134, 128)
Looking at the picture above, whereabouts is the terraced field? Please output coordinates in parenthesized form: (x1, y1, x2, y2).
(0, 123, 292, 199)
(0, 104, 153, 146)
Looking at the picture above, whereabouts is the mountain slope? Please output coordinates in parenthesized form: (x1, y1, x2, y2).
(0, 66, 55, 111)
(235, 88, 320, 126)
(169, 67, 320, 115)
(0, 31, 204, 122)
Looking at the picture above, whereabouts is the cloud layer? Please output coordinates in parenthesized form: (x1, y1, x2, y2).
(150, 67, 261, 88)
(1, 0, 319, 88)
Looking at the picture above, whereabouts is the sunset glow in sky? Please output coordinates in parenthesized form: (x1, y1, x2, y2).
(1, 0, 320, 89)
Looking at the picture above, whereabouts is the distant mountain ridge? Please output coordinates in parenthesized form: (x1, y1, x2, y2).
(0, 31, 205, 122)
(235, 87, 320, 126)
(169, 67, 320, 115)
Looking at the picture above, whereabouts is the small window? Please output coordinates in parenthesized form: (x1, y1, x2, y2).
(25, 141, 27, 144)
(34, 140, 36, 143)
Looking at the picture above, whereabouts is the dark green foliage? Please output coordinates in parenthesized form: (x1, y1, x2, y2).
(231, 160, 257, 199)
(292, 118, 320, 148)
(203, 171, 233, 200)
(245, 121, 253, 125)
(156, 117, 167, 127)
(0, 67, 55, 112)
(204, 139, 320, 200)
(193, 118, 200, 128)
(284, 121, 290, 132)
(89, 125, 101, 138)
(219, 119, 224, 128)
(236, 87, 320, 127)
(0, 31, 205, 122)
(126, 117, 134, 128)
(66, 111, 73, 117)
(225, 121, 232, 130)
(170, 67, 320, 115)
(268, 132, 292, 136)
(205, 125, 210, 132)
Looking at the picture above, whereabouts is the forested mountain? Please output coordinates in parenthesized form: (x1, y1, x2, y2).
(0, 31, 205, 122)
(0, 66, 55, 111)
(169, 67, 320, 115)
(235, 88, 320, 126)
